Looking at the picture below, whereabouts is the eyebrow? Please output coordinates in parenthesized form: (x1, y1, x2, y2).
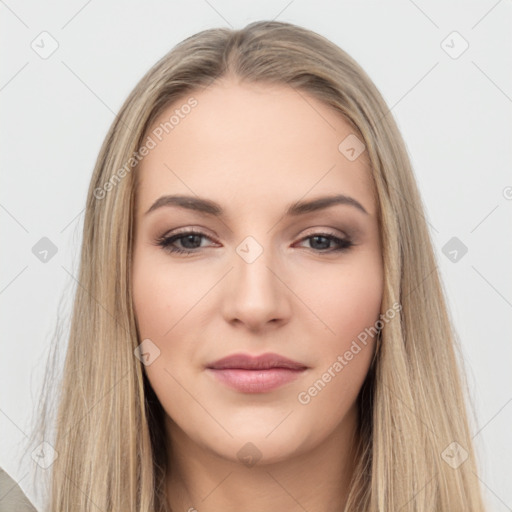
(144, 193, 369, 217)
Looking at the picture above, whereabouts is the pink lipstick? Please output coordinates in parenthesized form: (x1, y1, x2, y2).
(205, 352, 308, 393)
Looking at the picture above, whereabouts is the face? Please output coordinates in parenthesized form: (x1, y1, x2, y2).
(132, 78, 383, 466)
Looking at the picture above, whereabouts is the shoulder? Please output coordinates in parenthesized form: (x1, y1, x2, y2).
(0, 467, 38, 512)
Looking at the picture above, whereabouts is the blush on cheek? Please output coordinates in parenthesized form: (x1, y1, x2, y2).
(306, 272, 382, 341)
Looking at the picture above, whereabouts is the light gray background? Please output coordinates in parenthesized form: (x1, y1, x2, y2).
(1, 1, 511, 510)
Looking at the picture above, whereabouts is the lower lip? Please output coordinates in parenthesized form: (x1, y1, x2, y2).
(206, 368, 306, 393)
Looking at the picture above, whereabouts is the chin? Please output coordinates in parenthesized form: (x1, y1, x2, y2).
(215, 421, 311, 464)
(217, 434, 307, 467)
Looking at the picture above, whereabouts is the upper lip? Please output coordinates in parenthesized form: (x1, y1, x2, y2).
(206, 352, 308, 371)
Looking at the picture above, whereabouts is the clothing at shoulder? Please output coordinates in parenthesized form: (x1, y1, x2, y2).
(0, 467, 38, 512)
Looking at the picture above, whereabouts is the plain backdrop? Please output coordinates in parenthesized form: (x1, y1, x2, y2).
(1, 1, 511, 510)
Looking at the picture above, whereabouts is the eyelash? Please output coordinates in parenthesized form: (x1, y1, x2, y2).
(155, 229, 354, 256)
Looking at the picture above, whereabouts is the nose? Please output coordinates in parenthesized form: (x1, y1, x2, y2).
(220, 241, 292, 332)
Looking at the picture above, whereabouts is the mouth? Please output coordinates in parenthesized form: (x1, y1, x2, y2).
(205, 352, 309, 393)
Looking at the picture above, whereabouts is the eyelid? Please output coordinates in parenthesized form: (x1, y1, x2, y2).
(160, 226, 218, 241)
(298, 226, 349, 239)
(159, 226, 350, 245)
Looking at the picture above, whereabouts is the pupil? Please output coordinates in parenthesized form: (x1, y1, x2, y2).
(183, 235, 201, 249)
(311, 236, 329, 249)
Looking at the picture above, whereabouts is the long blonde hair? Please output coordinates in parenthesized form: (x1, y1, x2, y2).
(26, 20, 487, 511)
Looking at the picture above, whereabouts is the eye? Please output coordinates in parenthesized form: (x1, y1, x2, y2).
(155, 229, 216, 255)
(155, 230, 354, 256)
(295, 232, 354, 253)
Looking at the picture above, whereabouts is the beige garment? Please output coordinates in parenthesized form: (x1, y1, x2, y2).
(0, 467, 37, 512)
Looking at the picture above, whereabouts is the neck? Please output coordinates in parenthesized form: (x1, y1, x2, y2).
(165, 404, 361, 512)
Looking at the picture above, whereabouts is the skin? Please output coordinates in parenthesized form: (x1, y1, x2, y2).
(132, 77, 383, 512)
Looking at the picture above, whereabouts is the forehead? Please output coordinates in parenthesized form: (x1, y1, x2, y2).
(135, 79, 375, 220)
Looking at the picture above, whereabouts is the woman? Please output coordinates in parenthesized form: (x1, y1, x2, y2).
(27, 20, 486, 511)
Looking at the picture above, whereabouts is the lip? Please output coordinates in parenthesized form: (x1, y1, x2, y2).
(205, 352, 308, 393)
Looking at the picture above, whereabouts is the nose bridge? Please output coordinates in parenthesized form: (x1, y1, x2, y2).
(234, 234, 281, 299)
(223, 234, 290, 328)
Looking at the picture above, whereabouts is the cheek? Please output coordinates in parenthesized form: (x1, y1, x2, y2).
(131, 249, 194, 380)
(132, 249, 210, 341)
(293, 251, 382, 397)
(332, 269, 383, 342)
(132, 252, 205, 427)
(296, 251, 383, 348)
(294, 264, 382, 428)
